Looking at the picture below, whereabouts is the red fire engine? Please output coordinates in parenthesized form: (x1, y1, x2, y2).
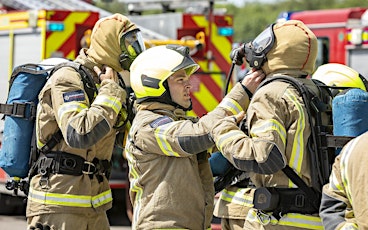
(278, 7, 368, 78)
(0, 2, 233, 228)
(140, 12, 234, 117)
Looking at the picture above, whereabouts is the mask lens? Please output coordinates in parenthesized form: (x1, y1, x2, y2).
(120, 29, 146, 59)
(252, 24, 275, 54)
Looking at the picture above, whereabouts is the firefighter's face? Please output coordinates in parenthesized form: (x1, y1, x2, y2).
(168, 69, 192, 109)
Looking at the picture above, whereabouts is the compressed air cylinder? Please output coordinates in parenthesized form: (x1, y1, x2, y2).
(0, 66, 48, 178)
(333, 88, 368, 154)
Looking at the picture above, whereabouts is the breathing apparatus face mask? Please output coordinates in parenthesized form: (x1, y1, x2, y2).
(243, 24, 275, 69)
(119, 28, 146, 71)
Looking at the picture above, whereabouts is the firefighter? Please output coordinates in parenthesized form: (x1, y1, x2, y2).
(210, 20, 322, 229)
(126, 44, 265, 229)
(313, 63, 368, 153)
(26, 14, 145, 230)
(313, 63, 368, 229)
(312, 63, 367, 94)
(319, 132, 368, 230)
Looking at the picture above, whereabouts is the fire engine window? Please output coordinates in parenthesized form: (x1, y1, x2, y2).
(316, 38, 329, 68)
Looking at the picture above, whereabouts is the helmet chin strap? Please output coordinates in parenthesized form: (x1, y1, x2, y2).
(163, 81, 192, 111)
(174, 100, 192, 111)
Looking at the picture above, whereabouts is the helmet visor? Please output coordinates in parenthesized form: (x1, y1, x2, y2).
(252, 24, 275, 54)
(120, 28, 146, 68)
(167, 45, 199, 76)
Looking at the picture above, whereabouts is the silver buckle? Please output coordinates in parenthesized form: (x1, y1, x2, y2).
(82, 161, 96, 175)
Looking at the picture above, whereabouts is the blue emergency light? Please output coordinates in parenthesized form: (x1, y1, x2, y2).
(218, 27, 234, 36)
(47, 22, 65, 31)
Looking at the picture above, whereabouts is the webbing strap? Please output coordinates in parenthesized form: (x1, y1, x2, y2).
(326, 134, 354, 148)
(259, 76, 329, 191)
(0, 102, 36, 119)
(40, 130, 63, 154)
(282, 165, 319, 208)
(51, 62, 97, 103)
(37, 151, 111, 180)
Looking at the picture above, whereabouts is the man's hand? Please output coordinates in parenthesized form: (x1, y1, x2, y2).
(241, 68, 265, 94)
(234, 111, 245, 124)
(94, 65, 118, 83)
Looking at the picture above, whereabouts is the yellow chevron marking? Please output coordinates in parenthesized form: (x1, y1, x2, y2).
(211, 23, 232, 64)
(46, 12, 90, 57)
(224, 16, 233, 26)
(192, 15, 232, 64)
(66, 50, 76, 60)
(187, 15, 234, 116)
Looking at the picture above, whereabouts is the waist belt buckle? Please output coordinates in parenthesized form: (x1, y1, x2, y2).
(82, 161, 96, 175)
(256, 210, 271, 226)
(295, 194, 305, 208)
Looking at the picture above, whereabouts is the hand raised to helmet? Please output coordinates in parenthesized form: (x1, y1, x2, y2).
(94, 66, 118, 83)
(241, 69, 266, 94)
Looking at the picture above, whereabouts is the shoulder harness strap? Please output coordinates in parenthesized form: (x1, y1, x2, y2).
(260, 75, 330, 192)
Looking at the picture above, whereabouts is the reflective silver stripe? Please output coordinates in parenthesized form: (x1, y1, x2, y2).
(217, 130, 245, 152)
(340, 223, 359, 230)
(250, 119, 286, 145)
(91, 189, 113, 207)
(247, 209, 323, 229)
(220, 188, 253, 206)
(285, 89, 306, 187)
(154, 122, 180, 156)
(58, 102, 88, 122)
(125, 147, 143, 227)
(340, 138, 359, 206)
(93, 95, 122, 114)
(218, 98, 243, 115)
(28, 187, 112, 208)
(329, 170, 343, 191)
(36, 103, 44, 149)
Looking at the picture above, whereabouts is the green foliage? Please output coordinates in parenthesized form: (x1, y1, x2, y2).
(94, 0, 127, 14)
(224, 0, 368, 42)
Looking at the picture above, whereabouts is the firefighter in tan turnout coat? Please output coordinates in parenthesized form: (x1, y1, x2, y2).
(125, 44, 265, 229)
(320, 132, 368, 230)
(26, 14, 145, 230)
(210, 20, 324, 229)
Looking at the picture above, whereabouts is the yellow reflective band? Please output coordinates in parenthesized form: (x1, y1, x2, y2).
(250, 119, 286, 145)
(220, 188, 253, 206)
(247, 209, 323, 229)
(285, 89, 306, 187)
(154, 122, 180, 157)
(218, 98, 243, 115)
(36, 104, 43, 149)
(91, 189, 113, 208)
(330, 171, 344, 192)
(28, 187, 112, 208)
(341, 222, 359, 230)
(37, 139, 45, 149)
(275, 213, 323, 229)
(340, 138, 358, 205)
(125, 148, 144, 227)
(58, 101, 88, 122)
(92, 95, 122, 114)
(217, 130, 245, 152)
